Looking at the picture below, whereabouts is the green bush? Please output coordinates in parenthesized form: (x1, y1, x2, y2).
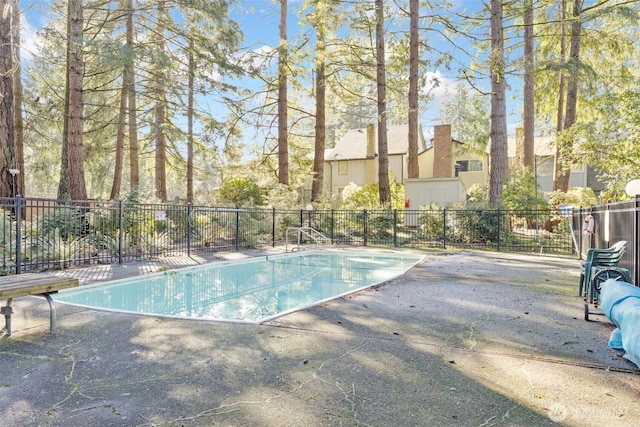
(217, 177, 263, 207)
(417, 203, 445, 239)
(504, 168, 549, 211)
(341, 173, 405, 210)
(504, 168, 549, 228)
(549, 187, 598, 210)
(37, 207, 89, 240)
(450, 205, 509, 244)
(368, 211, 394, 238)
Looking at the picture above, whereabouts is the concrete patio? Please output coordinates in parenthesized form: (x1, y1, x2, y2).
(1, 249, 639, 426)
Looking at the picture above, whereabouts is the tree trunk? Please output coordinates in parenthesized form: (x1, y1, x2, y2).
(66, 0, 87, 201)
(375, 0, 390, 206)
(523, 0, 535, 170)
(407, 0, 419, 179)
(278, 0, 289, 186)
(311, 13, 326, 202)
(58, 68, 70, 200)
(109, 77, 127, 200)
(11, 0, 24, 196)
(488, 0, 507, 206)
(554, 0, 582, 193)
(556, 0, 566, 137)
(0, 0, 15, 198)
(125, 0, 139, 191)
(154, 0, 167, 201)
(187, 34, 195, 204)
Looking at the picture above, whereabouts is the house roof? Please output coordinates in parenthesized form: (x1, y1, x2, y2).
(326, 125, 426, 161)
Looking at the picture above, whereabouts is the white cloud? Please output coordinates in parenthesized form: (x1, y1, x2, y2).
(421, 70, 459, 99)
(247, 44, 277, 71)
(20, 14, 39, 62)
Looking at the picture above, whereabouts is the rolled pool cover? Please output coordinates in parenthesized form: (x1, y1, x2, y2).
(600, 278, 640, 367)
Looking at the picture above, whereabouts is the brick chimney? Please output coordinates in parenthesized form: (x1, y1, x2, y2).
(433, 124, 453, 178)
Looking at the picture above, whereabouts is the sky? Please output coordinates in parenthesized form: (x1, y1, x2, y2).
(19, 0, 523, 147)
(222, 0, 522, 137)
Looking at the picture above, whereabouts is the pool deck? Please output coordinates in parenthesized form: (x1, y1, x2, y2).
(2, 248, 640, 426)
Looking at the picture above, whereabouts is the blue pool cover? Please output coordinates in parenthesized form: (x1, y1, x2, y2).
(600, 278, 640, 367)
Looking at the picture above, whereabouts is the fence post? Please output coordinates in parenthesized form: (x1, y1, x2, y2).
(235, 209, 240, 251)
(15, 195, 22, 274)
(497, 209, 501, 252)
(363, 209, 368, 247)
(578, 207, 584, 258)
(272, 208, 276, 247)
(331, 209, 335, 243)
(393, 209, 398, 247)
(186, 203, 192, 257)
(443, 208, 447, 249)
(118, 199, 124, 264)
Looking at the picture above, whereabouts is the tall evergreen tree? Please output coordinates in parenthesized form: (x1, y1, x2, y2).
(12, 0, 24, 196)
(523, 0, 535, 170)
(0, 0, 15, 198)
(153, 0, 168, 201)
(553, 0, 583, 192)
(488, 0, 507, 206)
(278, 0, 289, 186)
(375, 0, 390, 205)
(60, 0, 87, 201)
(125, 0, 140, 192)
(407, 0, 419, 179)
(311, 0, 327, 202)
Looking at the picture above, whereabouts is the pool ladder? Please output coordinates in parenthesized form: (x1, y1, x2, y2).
(285, 227, 332, 252)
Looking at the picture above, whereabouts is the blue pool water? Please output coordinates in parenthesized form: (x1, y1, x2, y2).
(56, 250, 424, 323)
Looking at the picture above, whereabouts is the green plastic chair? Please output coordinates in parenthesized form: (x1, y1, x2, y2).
(579, 240, 627, 300)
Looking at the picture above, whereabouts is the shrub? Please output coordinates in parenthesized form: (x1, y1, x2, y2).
(504, 168, 549, 228)
(368, 211, 394, 238)
(449, 204, 509, 244)
(417, 203, 445, 239)
(265, 184, 300, 209)
(341, 174, 405, 210)
(37, 207, 89, 240)
(504, 168, 549, 211)
(217, 177, 264, 207)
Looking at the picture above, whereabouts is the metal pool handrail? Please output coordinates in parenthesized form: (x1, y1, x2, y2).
(285, 227, 332, 252)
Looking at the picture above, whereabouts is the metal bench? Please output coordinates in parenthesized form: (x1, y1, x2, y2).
(0, 274, 79, 336)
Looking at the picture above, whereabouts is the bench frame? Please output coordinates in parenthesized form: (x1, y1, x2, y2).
(0, 274, 79, 336)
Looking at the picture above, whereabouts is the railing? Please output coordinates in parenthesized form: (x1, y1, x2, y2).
(569, 195, 640, 288)
(285, 227, 332, 252)
(0, 196, 576, 275)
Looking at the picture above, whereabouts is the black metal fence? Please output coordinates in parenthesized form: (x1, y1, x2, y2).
(570, 196, 640, 287)
(0, 196, 575, 275)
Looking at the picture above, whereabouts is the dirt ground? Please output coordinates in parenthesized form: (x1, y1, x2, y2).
(1, 249, 639, 426)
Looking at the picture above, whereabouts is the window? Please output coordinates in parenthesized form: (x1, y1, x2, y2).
(571, 162, 584, 173)
(456, 160, 483, 172)
(338, 161, 348, 175)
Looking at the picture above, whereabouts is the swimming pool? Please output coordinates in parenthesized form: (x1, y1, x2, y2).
(56, 250, 424, 323)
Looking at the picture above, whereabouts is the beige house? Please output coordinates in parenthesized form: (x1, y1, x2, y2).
(324, 123, 487, 208)
(323, 123, 599, 210)
(508, 132, 597, 193)
(404, 124, 487, 209)
(324, 124, 428, 195)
